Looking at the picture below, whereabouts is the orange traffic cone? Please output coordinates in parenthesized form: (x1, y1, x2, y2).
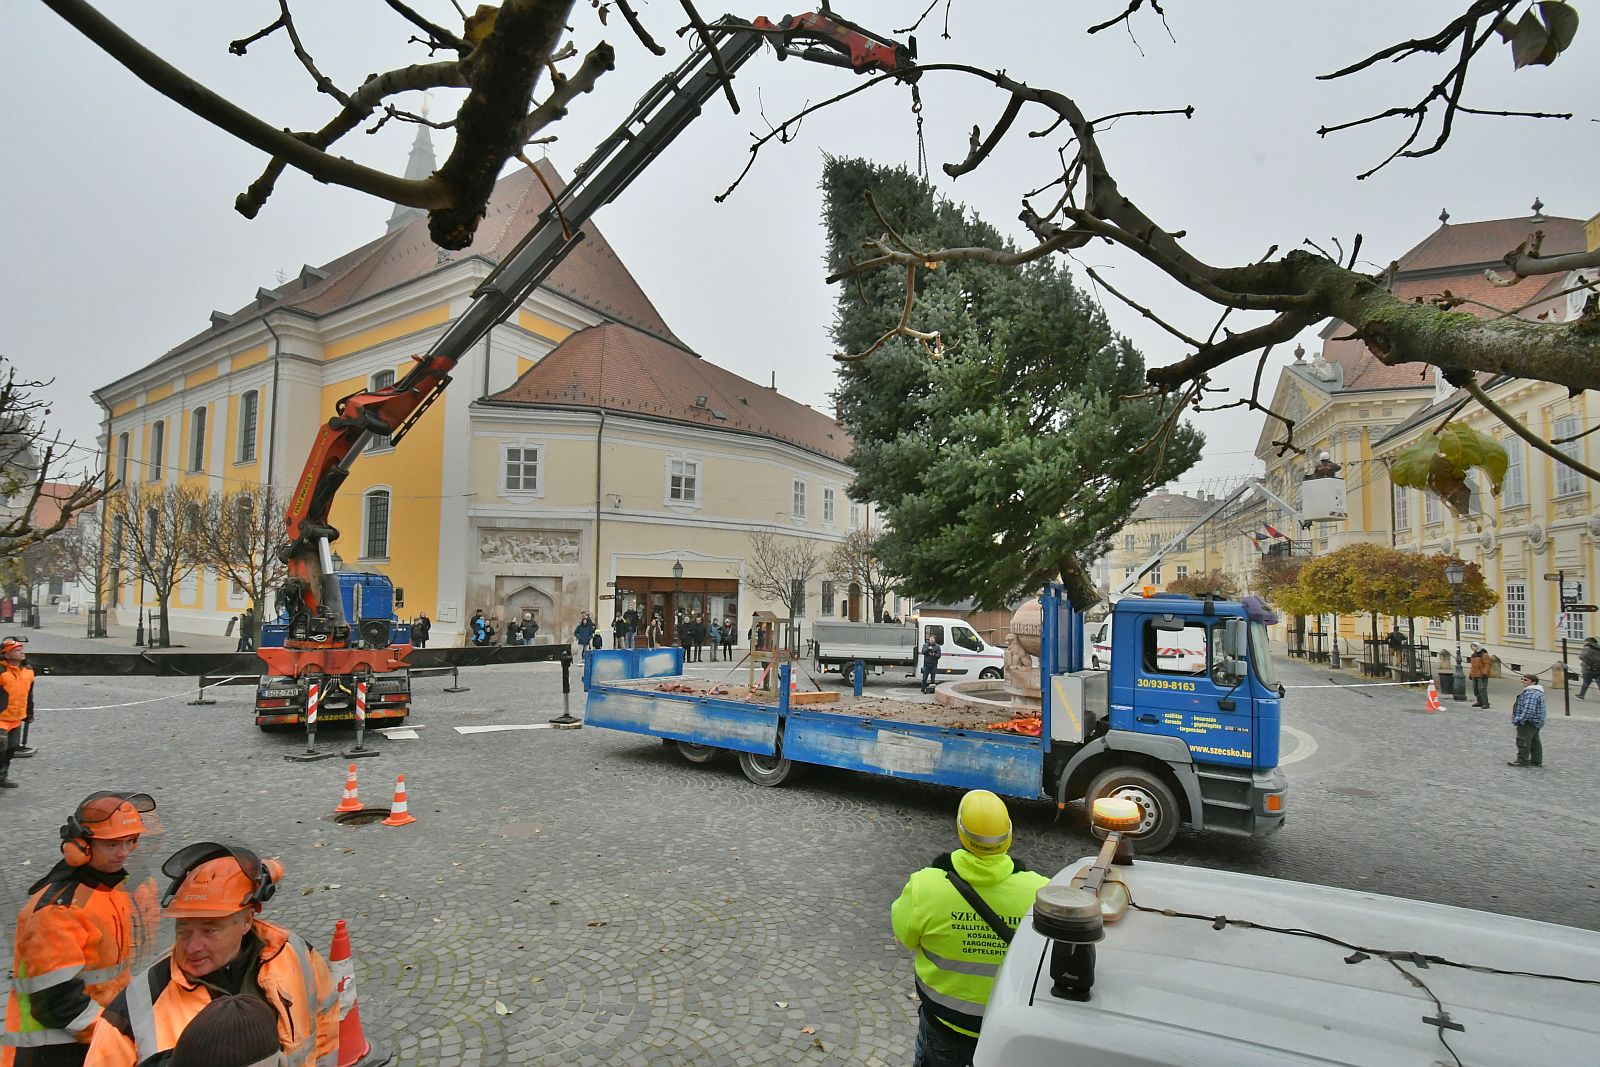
(382, 774, 417, 826)
(327, 919, 387, 1067)
(335, 764, 363, 814)
(1425, 681, 1441, 713)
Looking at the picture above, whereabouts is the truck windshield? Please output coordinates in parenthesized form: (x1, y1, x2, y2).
(1250, 622, 1278, 688)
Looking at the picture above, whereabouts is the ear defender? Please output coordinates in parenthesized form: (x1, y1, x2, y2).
(60, 815, 91, 868)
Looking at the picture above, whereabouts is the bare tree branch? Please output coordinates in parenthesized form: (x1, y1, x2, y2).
(1461, 375, 1600, 484)
(613, 0, 667, 56)
(382, 0, 471, 54)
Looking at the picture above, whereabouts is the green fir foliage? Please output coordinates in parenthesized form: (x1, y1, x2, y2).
(823, 158, 1203, 610)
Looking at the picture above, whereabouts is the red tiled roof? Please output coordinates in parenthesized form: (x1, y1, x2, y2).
(155, 162, 676, 366)
(1395, 214, 1586, 272)
(1318, 213, 1587, 392)
(486, 323, 851, 463)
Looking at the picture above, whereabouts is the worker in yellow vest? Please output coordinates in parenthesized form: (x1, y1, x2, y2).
(892, 790, 1048, 1067)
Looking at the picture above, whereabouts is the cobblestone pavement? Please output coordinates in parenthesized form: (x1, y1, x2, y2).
(2, 638, 1597, 1065)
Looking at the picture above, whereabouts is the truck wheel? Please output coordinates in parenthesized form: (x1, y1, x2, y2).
(979, 667, 1002, 680)
(676, 741, 719, 765)
(739, 747, 798, 787)
(1087, 767, 1180, 854)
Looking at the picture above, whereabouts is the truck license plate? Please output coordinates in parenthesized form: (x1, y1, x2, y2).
(261, 688, 300, 698)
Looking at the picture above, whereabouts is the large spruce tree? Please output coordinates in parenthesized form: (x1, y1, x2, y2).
(825, 158, 1202, 610)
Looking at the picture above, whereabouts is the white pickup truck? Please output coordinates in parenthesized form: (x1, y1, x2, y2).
(811, 616, 1004, 680)
(976, 849, 1600, 1065)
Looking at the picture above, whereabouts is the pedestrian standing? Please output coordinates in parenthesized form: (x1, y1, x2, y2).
(470, 610, 490, 646)
(4, 791, 156, 1064)
(1468, 644, 1492, 708)
(892, 790, 1049, 1067)
(679, 614, 694, 662)
(1508, 672, 1547, 768)
(612, 613, 627, 650)
(919, 632, 942, 694)
(1, 637, 35, 789)
(721, 617, 735, 660)
(235, 609, 256, 653)
(574, 613, 596, 658)
(412, 611, 431, 649)
(707, 618, 722, 662)
(1579, 637, 1600, 698)
(522, 609, 539, 645)
(84, 842, 338, 1067)
(646, 613, 662, 649)
(1386, 626, 1405, 667)
(506, 617, 523, 646)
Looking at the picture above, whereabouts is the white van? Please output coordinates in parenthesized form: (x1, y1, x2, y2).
(1089, 617, 1206, 672)
(912, 616, 1006, 680)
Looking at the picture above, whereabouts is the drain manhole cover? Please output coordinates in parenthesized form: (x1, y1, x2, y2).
(333, 808, 392, 826)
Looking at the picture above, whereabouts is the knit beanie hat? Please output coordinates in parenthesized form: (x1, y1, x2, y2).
(169, 994, 284, 1067)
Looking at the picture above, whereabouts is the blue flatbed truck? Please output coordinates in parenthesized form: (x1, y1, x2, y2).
(583, 585, 1287, 852)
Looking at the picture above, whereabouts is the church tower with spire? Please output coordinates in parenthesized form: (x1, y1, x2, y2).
(386, 117, 438, 233)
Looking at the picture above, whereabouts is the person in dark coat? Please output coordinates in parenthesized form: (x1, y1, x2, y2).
(919, 632, 942, 693)
(1579, 636, 1600, 699)
(412, 611, 431, 649)
(574, 613, 596, 658)
(236, 609, 256, 652)
(721, 616, 735, 660)
(470, 610, 492, 646)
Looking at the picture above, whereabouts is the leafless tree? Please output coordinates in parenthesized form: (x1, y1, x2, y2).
(826, 528, 898, 622)
(22, 509, 106, 620)
(44, 2, 1598, 487)
(2, 358, 107, 570)
(196, 484, 291, 647)
(103, 481, 208, 647)
(746, 529, 826, 619)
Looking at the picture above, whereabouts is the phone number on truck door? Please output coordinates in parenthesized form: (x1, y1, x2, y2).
(1135, 677, 1196, 692)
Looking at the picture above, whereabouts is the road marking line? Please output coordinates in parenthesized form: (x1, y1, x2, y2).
(453, 723, 557, 734)
(1279, 724, 1318, 766)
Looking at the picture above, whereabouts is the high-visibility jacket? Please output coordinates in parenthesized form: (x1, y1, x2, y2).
(83, 918, 339, 1067)
(0, 663, 34, 731)
(891, 849, 1049, 1038)
(3, 864, 134, 1065)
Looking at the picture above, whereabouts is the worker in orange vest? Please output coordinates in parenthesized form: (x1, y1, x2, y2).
(1, 637, 36, 788)
(85, 842, 339, 1067)
(3, 791, 157, 1065)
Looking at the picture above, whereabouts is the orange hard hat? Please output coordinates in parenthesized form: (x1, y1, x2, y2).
(161, 842, 284, 918)
(74, 791, 155, 841)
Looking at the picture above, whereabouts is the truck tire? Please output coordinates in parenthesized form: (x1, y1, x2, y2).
(1087, 767, 1180, 854)
(676, 741, 720, 764)
(979, 667, 1002, 680)
(738, 747, 799, 787)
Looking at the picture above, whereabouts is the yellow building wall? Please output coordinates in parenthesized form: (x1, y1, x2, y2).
(323, 306, 450, 362)
(320, 373, 444, 620)
(231, 345, 269, 372)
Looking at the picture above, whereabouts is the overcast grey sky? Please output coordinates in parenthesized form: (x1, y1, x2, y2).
(4, 1, 1595, 491)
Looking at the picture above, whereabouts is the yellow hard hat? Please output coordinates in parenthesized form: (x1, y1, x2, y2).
(957, 790, 1012, 857)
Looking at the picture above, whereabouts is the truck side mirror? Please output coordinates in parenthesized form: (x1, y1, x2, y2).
(1220, 618, 1247, 659)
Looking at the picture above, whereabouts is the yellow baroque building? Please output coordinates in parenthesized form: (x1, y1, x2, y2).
(1254, 204, 1597, 667)
(93, 157, 864, 646)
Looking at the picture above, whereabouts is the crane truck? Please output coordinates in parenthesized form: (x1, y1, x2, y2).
(252, 10, 920, 728)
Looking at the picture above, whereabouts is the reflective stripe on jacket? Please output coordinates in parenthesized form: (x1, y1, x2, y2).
(3, 871, 133, 1064)
(0, 664, 34, 729)
(84, 918, 339, 1067)
(891, 849, 1049, 1038)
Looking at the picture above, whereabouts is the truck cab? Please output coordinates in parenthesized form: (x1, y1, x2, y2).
(1102, 593, 1285, 838)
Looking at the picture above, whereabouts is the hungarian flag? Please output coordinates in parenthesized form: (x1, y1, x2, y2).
(1263, 523, 1286, 539)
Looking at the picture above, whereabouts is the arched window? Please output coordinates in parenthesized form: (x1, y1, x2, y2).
(368, 370, 396, 451)
(237, 390, 259, 463)
(189, 407, 208, 471)
(148, 421, 165, 480)
(362, 488, 391, 559)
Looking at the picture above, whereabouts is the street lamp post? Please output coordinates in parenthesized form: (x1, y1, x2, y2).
(1445, 560, 1467, 702)
(672, 559, 683, 647)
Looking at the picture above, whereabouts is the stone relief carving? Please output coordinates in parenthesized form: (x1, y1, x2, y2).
(479, 529, 580, 565)
(1588, 513, 1600, 540)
